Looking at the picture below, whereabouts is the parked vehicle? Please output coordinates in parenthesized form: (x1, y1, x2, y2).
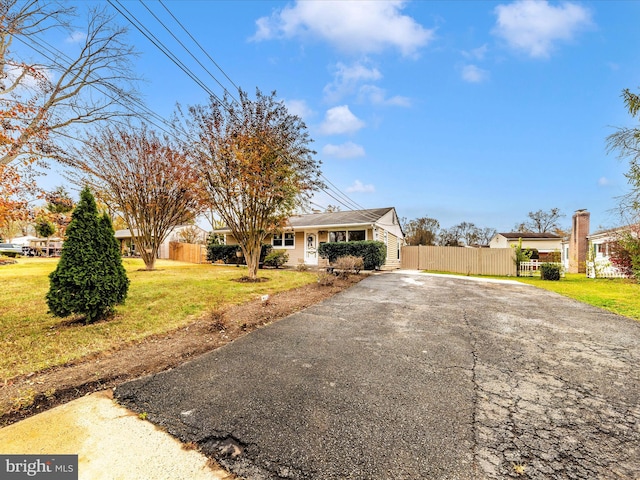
(0, 243, 24, 257)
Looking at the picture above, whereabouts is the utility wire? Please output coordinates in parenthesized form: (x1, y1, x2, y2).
(107, 0, 377, 217)
(133, 1, 377, 218)
(156, 0, 241, 93)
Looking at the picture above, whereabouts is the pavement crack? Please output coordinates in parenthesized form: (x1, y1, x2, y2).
(462, 307, 481, 480)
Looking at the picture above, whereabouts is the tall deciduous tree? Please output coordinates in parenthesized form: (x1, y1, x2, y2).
(514, 208, 565, 233)
(404, 216, 440, 246)
(607, 88, 640, 221)
(184, 88, 323, 280)
(47, 187, 128, 323)
(0, 1, 138, 228)
(68, 123, 203, 271)
(1, 1, 138, 166)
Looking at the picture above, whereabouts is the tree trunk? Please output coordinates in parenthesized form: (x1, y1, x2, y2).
(136, 237, 157, 271)
(244, 240, 261, 280)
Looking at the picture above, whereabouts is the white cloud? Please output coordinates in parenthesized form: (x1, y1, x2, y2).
(493, 0, 592, 58)
(319, 105, 365, 135)
(284, 99, 314, 120)
(324, 61, 382, 103)
(462, 44, 489, 60)
(346, 179, 375, 193)
(358, 85, 411, 107)
(461, 64, 489, 83)
(65, 31, 86, 43)
(252, 1, 435, 56)
(598, 176, 612, 187)
(322, 142, 366, 159)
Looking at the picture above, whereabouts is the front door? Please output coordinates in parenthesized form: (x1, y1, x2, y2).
(304, 231, 318, 265)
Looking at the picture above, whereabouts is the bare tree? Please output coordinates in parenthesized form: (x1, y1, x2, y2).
(515, 208, 564, 233)
(404, 216, 439, 246)
(477, 227, 497, 246)
(438, 226, 461, 246)
(1, 0, 139, 167)
(69, 123, 203, 270)
(183, 88, 323, 280)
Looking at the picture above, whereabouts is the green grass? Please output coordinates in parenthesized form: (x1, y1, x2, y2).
(423, 270, 640, 321)
(514, 273, 640, 320)
(0, 258, 316, 381)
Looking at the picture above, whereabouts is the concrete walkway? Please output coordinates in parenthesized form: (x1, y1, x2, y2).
(0, 390, 232, 480)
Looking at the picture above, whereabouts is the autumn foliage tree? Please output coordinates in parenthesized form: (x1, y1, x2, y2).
(68, 123, 203, 271)
(184, 88, 323, 280)
(1, 1, 138, 228)
(404, 216, 440, 246)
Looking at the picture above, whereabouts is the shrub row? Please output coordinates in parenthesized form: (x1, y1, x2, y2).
(206, 243, 273, 265)
(318, 241, 386, 270)
(540, 263, 562, 281)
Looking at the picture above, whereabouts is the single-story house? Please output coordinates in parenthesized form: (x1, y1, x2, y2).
(583, 224, 638, 278)
(217, 207, 405, 270)
(115, 225, 208, 259)
(489, 232, 562, 261)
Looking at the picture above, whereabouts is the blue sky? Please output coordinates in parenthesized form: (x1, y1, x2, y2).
(38, 1, 640, 232)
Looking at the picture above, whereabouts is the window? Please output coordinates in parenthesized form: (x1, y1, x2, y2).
(273, 232, 295, 248)
(329, 231, 347, 242)
(348, 230, 365, 241)
(328, 230, 366, 242)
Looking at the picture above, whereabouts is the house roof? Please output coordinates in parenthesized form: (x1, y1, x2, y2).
(497, 232, 562, 240)
(286, 207, 395, 229)
(588, 223, 639, 240)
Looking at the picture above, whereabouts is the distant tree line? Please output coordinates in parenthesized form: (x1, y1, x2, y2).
(402, 208, 567, 247)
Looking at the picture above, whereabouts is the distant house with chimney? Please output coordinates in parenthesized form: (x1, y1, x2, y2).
(562, 209, 591, 274)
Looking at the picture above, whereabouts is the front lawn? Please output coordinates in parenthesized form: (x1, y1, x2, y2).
(514, 273, 640, 320)
(0, 258, 316, 381)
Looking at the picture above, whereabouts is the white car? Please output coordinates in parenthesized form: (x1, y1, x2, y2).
(0, 243, 23, 255)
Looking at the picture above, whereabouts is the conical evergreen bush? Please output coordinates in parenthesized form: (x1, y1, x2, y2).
(47, 187, 129, 323)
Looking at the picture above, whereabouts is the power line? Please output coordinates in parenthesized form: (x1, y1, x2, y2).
(124, 1, 373, 216)
(156, 0, 241, 93)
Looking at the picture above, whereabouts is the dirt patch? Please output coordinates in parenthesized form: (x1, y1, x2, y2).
(0, 273, 369, 427)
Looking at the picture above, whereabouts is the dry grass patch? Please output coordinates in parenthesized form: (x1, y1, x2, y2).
(0, 258, 316, 381)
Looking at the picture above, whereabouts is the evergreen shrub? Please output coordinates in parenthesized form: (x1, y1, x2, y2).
(46, 187, 129, 323)
(540, 263, 562, 281)
(318, 241, 386, 270)
(263, 250, 289, 268)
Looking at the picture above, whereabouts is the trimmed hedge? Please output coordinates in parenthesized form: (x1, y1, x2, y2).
(264, 249, 289, 268)
(540, 263, 562, 281)
(207, 243, 273, 266)
(318, 241, 386, 270)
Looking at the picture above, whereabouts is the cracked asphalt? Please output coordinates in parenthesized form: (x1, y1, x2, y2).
(115, 272, 640, 479)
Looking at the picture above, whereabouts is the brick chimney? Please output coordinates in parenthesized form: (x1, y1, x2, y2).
(569, 209, 590, 273)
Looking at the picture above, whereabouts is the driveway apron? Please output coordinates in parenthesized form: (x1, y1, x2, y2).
(115, 273, 640, 479)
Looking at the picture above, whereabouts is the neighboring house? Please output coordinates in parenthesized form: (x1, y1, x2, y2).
(115, 225, 208, 259)
(489, 232, 562, 261)
(584, 225, 637, 278)
(217, 207, 405, 270)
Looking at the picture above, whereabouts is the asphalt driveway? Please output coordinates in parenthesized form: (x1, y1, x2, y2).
(115, 272, 640, 479)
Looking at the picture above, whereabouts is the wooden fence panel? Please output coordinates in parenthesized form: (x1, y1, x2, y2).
(401, 246, 516, 276)
(169, 241, 208, 264)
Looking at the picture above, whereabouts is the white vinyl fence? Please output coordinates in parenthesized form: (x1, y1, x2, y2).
(586, 260, 629, 279)
(518, 261, 564, 278)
